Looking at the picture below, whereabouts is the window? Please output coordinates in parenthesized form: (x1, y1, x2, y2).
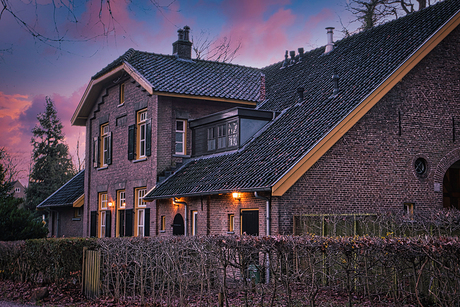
(207, 127, 216, 151)
(128, 109, 151, 161)
(415, 158, 427, 177)
(241, 209, 259, 236)
(228, 214, 234, 233)
(94, 123, 111, 168)
(191, 210, 198, 236)
(119, 83, 125, 105)
(175, 120, 187, 155)
(74, 207, 82, 218)
(217, 124, 226, 149)
(116, 190, 126, 237)
(99, 193, 111, 238)
(160, 216, 166, 232)
(138, 110, 148, 158)
(228, 121, 238, 147)
(404, 203, 414, 220)
(15, 187, 20, 193)
(135, 187, 149, 237)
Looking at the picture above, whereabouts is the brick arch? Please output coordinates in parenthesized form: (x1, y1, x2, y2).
(434, 148, 460, 186)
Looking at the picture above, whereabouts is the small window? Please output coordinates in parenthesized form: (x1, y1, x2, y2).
(119, 83, 125, 105)
(74, 207, 82, 218)
(160, 216, 166, 232)
(228, 214, 234, 233)
(404, 203, 414, 219)
(118, 191, 126, 209)
(135, 187, 147, 237)
(191, 210, 198, 236)
(15, 187, 20, 193)
(415, 158, 427, 177)
(228, 121, 238, 147)
(100, 193, 108, 210)
(218, 124, 226, 149)
(207, 127, 216, 151)
(99, 193, 109, 238)
(175, 120, 186, 155)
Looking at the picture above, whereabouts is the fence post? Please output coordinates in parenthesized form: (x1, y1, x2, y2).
(82, 248, 101, 299)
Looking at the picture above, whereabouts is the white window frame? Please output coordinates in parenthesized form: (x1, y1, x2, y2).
(175, 119, 186, 155)
(99, 192, 108, 238)
(228, 121, 238, 147)
(135, 187, 147, 237)
(118, 191, 126, 209)
(138, 209, 145, 237)
(191, 210, 198, 236)
(138, 110, 148, 158)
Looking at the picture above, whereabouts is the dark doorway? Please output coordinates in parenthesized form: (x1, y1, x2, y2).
(443, 160, 460, 210)
(241, 210, 259, 235)
(173, 213, 185, 235)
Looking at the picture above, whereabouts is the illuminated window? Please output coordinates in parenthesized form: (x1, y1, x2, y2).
(228, 121, 238, 147)
(160, 216, 166, 232)
(175, 120, 187, 155)
(228, 214, 234, 233)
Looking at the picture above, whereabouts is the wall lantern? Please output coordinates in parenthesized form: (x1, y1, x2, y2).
(108, 202, 114, 207)
(232, 192, 241, 201)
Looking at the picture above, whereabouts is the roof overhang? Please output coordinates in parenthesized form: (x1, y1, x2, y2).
(73, 194, 84, 207)
(71, 62, 154, 126)
(143, 186, 271, 201)
(271, 8, 460, 197)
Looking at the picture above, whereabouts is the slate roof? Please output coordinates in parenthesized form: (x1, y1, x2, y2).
(92, 49, 263, 102)
(144, 0, 460, 200)
(37, 170, 84, 208)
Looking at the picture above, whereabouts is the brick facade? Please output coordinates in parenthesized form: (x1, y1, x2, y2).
(82, 77, 252, 237)
(275, 25, 460, 234)
(49, 207, 83, 237)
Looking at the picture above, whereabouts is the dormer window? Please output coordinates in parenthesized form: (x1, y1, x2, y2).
(190, 107, 274, 157)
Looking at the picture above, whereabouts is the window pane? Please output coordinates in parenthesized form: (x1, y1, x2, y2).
(176, 120, 184, 131)
(208, 139, 216, 151)
(176, 132, 183, 142)
(175, 143, 183, 153)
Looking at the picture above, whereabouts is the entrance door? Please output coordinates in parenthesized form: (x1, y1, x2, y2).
(443, 160, 460, 209)
(173, 213, 185, 235)
(241, 210, 259, 236)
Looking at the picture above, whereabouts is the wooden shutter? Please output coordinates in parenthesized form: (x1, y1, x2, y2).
(146, 119, 152, 157)
(90, 211, 97, 237)
(93, 137, 99, 168)
(119, 210, 125, 237)
(128, 125, 136, 160)
(125, 209, 134, 237)
(105, 210, 111, 237)
(144, 208, 150, 237)
(107, 131, 112, 165)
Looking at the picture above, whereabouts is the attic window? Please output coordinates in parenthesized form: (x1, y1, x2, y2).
(119, 83, 125, 105)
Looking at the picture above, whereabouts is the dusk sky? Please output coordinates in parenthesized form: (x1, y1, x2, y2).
(0, 0, 355, 183)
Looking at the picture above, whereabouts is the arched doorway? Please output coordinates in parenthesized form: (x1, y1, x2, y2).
(173, 213, 184, 235)
(443, 160, 460, 209)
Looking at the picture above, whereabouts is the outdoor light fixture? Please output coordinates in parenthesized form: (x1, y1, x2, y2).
(232, 192, 241, 201)
(108, 202, 114, 207)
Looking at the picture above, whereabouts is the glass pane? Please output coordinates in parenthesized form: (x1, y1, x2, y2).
(176, 120, 184, 131)
(175, 143, 183, 153)
(176, 132, 183, 142)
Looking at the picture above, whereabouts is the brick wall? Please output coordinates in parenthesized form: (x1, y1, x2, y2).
(275, 25, 460, 234)
(48, 207, 83, 237)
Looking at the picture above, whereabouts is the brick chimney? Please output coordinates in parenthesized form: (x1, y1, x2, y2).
(173, 26, 193, 59)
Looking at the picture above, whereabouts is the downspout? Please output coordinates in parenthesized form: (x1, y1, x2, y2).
(254, 191, 270, 284)
(174, 197, 187, 236)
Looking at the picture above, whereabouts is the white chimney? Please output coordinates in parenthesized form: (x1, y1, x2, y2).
(325, 27, 335, 53)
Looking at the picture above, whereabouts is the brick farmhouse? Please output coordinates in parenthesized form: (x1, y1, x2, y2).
(39, 0, 460, 238)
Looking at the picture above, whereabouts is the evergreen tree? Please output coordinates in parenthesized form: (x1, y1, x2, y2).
(0, 150, 48, 240)
(26, 97, 75, 211)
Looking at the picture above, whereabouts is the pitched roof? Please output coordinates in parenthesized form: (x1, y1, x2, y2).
(144, 0, 460, 200)
(37, 170, 84, 208)
(72, 50, 263, 125)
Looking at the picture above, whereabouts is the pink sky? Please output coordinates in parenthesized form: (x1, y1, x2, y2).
(0, 0, 353, 184)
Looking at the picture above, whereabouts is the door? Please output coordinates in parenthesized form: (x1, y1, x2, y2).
(173, 213, 185, 235)
(241, 210, 259, 236)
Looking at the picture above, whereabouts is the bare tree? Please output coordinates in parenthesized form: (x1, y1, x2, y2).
(346, 0, 441, 31)
(0, 0, 176, 53)
(192, 30, 241, 63)
(0, 147, 24, 183)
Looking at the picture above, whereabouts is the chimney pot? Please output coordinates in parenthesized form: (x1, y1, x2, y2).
(325, 27, 335, 53)
(298, 48, 304, 57)
(297, 87, 305, 100)
(173, 26, 193, 59)
(332, 70, 340, 95)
